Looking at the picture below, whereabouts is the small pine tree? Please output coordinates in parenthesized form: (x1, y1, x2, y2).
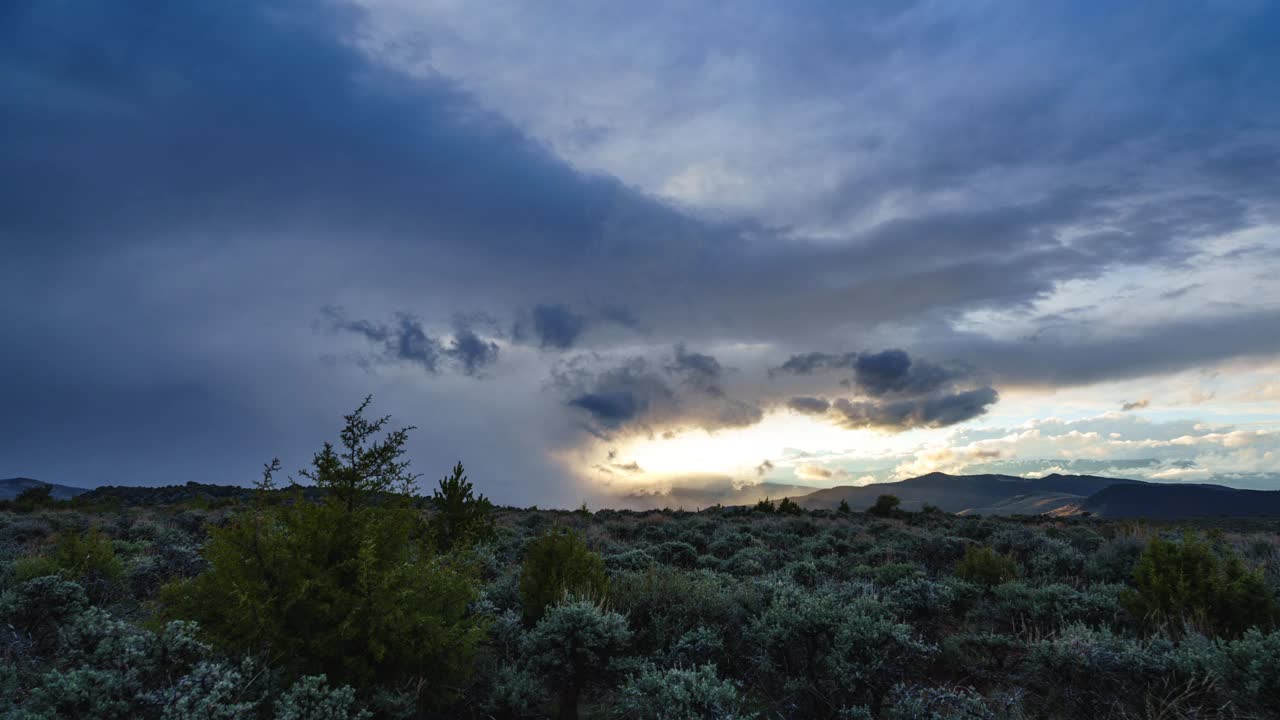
(837, 499, 852, 514)
(754, 497, 776, 513)
(869, 494, 901, 517)
(297, 395, 420, 512)
(777, 497, 803, 515)
(430, 461, 493, 551)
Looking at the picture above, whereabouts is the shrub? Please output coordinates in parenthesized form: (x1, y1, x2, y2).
(869, 495, 901, 517)
(0, 575, 89, 654)
(777, 497, 803, 515)
(754, 498, 776, 514)
(1213, 628, 1280, 714)
(12, 527, 123, 602)
(1123, 535, 1279, 637)
(955, 545, 1019, 589)
(274, 675, 369, 720)
(883, 684, 1020, 720)
(614, 664, 746, 719)
(746, 585, 936, 715)
(519, 527, 608, 625)
(430, 461, 494, 551)
(12, 485, 55, 513)
(159, 400, 485, 709)
(838, 499, 852, 514)
(523, 598, 631, 720)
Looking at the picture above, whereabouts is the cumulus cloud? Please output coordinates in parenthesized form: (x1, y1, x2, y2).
(1121, 399, 1150, 411)
(776, 350, 998, 431)
(557, 347, 762, 438)
(324, 308, 499, 377)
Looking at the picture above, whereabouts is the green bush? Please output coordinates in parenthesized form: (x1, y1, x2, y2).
(955, 545, 1019, 589)
(12, 527, 123, 602)
(159, 399, 485, 709)
(523, 598, 631, 720)
(746, 585, 935, 716)
(777, 497, 803, 515)
(11, 485, 55, 513)
(519, 527, 608, 625)
(614, 663, 746, 719)
(869, 495, 901, 517)
(1123, 535, 1279, 637)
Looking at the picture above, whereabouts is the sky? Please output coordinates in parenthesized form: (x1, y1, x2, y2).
(3, 0, 1279, 508)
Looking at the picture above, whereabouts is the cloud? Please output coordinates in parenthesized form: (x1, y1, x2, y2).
(558, 348, 761, 438)
(323, 307, 498, 376)
(786, 396, 832, 415)
(769, 352, 856, 376)
(527, 304, 587, 349)
(831, 387, 999, 431)
(1121, 399, 1150, 411)
(4, 0, 1280, 502)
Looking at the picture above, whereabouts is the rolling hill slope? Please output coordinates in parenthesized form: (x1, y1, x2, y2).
(0, 477, 89, 501)
(795, 472, 1144, 514)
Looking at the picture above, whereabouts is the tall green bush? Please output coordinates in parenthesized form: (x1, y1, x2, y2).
(1123, 535, 1278, 637)
(519, 528, 608, 625)
(159, 399, 485, 709)
(955, 545, 1019, 589)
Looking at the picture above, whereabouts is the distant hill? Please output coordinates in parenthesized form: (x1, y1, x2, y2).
(1082, 483, 1280, 518)
(0, 477, 88, 501)
(796, 472, 1144, 514)
(956, 492, 1086, 517)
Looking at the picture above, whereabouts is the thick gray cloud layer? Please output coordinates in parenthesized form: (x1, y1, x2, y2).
(3, 0, 1279, 502)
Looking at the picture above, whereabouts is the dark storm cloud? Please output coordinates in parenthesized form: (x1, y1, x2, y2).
(445, 320, 501, 377)
(528, 304, 588, 350)
(776, 350, 997, 431)
(323, 308, 498, 377)
(773, 349, 964, 397)
(559, 348, 761, 437)
(786, 396, 831, 415)
(831, 387, 999, 431)
(769, 352, 857, 376)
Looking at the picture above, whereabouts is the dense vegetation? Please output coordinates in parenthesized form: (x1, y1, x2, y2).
(4, 403, 1280, 718)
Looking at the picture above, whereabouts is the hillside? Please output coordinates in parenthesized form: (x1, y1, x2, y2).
(0, 477, 88, 501)
(1083, 483, 1280, 518)
(796, 472, 1143, 514)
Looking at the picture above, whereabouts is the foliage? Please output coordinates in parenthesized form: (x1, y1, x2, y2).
(523, 598, 631, 720)
(12, 527, 123, 602)
(159, 399, 485, 709)
(745, 584, 936, 716)
(955, 545, 1020, 589)
(869, 494, 901, 517)
(777, 497, 804, 515)
(430, 461, 494, 551)
(838, 499, 851, 514)
(8, 470, 1280, 720)
(274, 675, 370, 720)
(614, 663, 747, 719)
(296, 394, 420, 512)
(1123, 534, 1279, 637)
(11, 485, 55, 513)
(754, 497, 776, 514)
(519, 527, 609, 625)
